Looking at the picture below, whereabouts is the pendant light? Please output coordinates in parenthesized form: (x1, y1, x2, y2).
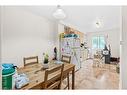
(94, 17, 104, 28)
(53, 5, 66, 20)
(95, 21, 101, 28)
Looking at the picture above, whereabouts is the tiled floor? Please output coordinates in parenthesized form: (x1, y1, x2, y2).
(62, 59, 119, 89)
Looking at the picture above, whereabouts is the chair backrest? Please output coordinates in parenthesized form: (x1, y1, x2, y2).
(61, 55, 71, 63)
(23, 56, 39, 66)
(43, 64, 64, 89)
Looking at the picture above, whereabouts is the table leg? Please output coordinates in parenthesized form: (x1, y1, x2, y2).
(72, 67, 75, 89)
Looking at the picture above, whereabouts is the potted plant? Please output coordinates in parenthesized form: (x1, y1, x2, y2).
(43, 53, 49, 69)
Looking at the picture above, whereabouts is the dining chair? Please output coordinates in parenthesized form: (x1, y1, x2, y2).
(61, 55, 71, 89)
(43, 64, 64, 89)
(23, 56, 39, 66)
(61, 55, 71, 63)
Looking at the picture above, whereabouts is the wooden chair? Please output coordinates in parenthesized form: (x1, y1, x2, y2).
(61, 55, 71, 89)
(61, 55, 71, 63)
(43, 64, 64, 89)
(23, 56, 39, 66)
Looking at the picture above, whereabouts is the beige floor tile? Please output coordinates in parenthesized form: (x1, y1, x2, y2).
(62, 59, 119, 89)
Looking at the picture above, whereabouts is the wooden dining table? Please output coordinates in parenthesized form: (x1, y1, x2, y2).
(17, 61, 75, 90)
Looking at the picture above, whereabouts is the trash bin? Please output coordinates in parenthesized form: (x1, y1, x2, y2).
(2, 64, 15, 90)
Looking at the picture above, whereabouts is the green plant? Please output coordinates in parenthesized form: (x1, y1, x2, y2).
(44, 53, 49, 64)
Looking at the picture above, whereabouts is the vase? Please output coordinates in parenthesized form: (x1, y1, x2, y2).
(43, 63, 49, 69)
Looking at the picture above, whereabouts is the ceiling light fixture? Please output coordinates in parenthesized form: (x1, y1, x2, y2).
(53, 5, 66, 20)
(95, 21, 101, 28)
(94, 17, 103, 28)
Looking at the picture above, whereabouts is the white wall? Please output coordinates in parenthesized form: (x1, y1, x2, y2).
(86, 28, 120, 57)
(1, 7, 57, 67)
(121, 6, 127, 89)
(57, 23, 64, 60)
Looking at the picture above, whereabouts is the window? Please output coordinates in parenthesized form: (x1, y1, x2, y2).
(92, 36, 105, 49)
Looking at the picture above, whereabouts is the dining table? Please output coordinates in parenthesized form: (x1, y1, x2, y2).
(17, 60, 75, 90)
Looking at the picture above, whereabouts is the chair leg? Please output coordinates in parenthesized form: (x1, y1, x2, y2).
(58, 83, 61, 89)
(67, 73, 70, 89)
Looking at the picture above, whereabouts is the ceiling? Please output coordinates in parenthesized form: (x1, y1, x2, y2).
(20, 6, 121, 32)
